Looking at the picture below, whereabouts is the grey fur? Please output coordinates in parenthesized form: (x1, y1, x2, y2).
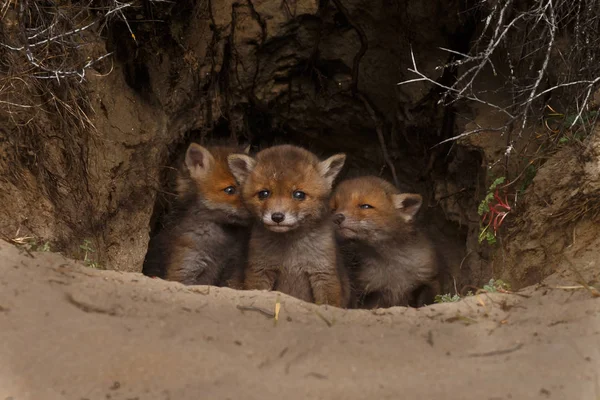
(142, 201, 249, 287)
(342, 232, 439, 308)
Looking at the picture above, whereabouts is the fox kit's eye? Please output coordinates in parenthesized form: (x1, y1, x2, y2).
(359, 204, 374, 209)
(257, 190, 270, 200)
(223, 186, 236, 195)
(292, 190, 306, 200)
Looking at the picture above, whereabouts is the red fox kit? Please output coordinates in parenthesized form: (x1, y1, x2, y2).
(142, 143, 251, 288)
(330, 176, 440, 308)
(227, 144, 350, 307)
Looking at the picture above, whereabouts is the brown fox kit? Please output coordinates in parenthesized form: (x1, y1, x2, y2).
(227, 145, 350, 307)
(142, 143, 251, 288)
(330, 176, 440, 308)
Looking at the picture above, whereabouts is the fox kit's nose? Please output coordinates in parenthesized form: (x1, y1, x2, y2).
(271, 212, 285, 223)
(333, 213, 345, 225)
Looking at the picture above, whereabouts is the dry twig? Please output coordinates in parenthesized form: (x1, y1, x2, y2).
(397, 0, 600, 151)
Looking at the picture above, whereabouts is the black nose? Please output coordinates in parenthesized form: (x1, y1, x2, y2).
(333, 213, 345, 225)
(271, 212, 285, 223)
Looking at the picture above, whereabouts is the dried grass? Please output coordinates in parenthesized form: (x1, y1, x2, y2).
(0, 0, 145, 206)
(553, 193, 600, 225)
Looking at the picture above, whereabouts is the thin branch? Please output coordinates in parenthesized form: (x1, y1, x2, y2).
(357, 92, 399, 187)
(0, 100, 34, 108)
(520, 0, 556, 131)
(433, 126, 509, 148)
(568, 78, 600, 128)
(398, 47, 515, 118)
(0, 1, 130, 84)
(397, 0, 600, 151)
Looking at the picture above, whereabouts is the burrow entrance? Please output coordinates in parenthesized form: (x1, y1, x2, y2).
(105, 0, 490, 296)
(9, 0, 581, 298)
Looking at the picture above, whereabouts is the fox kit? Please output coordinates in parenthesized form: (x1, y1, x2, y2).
(227, 144, 350, 307)
(142, 143, 251, 288)
(330, 176, 440, 308)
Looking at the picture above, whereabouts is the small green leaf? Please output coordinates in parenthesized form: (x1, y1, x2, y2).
(488, 176, 506, 191)
(485, 230, 496, 245)
(478, 176, 506, 216)
(434, 293, 462, 303)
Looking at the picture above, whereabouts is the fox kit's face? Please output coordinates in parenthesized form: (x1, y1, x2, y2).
(228, 145, 346, 233)
(179, 143, 251, 224)
(330, 176, 422, 242)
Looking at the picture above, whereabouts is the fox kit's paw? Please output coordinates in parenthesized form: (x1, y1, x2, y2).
(317, 295, 342, 308)
(312, 281, 343, 308)
(225, 278, 244, 290)
(243, 269, 276, 291)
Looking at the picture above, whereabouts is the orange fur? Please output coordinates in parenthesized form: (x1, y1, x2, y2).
(228, 145, 350, 307)
(143, 144, 251, 287)
(330, 177, 407, 238)
(176, 145, 249, 218)
(331, 176, 440, 308)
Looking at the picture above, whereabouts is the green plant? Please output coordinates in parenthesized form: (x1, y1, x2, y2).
(545, 106, 597, 144)
(562, 110, 598, 128)
(434, 293, 461, 303)
(79, 239, 101, 269)
(37, 241, 51, 252)
(517, 163, 537, 195)
(434, 290, 474, 303)
(482, 278, 511, 293)
(12, 236, 51, 252)
(478, 177, 511, 245)
(434, 279, 510, 304)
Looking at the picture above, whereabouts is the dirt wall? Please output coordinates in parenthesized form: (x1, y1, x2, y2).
(1, 0, 599, 293)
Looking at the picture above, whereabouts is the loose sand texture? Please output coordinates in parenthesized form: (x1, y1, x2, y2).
(1, 239, 599, 399)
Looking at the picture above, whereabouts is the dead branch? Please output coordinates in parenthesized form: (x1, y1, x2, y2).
(356, 92, 399, 187)
(397, 0, 600, 152)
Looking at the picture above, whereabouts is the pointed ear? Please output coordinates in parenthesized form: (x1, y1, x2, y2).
(242, 144, 251, 155)
(185, 143, 214, 179)
(317, 153, 346, 188)
(392, 193, 422, 222)
(227, 154, 256, 184)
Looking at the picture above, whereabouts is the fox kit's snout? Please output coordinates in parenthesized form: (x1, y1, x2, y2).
(228, 145, 346, 232)
(331, 177, 422, 242)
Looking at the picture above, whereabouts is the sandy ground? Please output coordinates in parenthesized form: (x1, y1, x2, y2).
(0, 239, 599, 400)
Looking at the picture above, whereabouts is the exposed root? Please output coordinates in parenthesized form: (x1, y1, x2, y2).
(326, 0, 399, 186)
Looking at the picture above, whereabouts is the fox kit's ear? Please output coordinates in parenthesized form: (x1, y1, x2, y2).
(317, 153, 346, 188)
(227, 154, 256, 184)
(392, 193, 423, 222)
(185, 143, 215, 179)
(242, 144, 251, 155)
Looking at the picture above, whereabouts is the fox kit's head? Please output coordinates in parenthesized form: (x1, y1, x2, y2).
(330, 176, 423, 243)
(177, 143, 251, 224)
(227, 145, 346, 233)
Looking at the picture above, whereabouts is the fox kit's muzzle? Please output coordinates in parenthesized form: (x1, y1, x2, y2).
(262, 210, 299, 232)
